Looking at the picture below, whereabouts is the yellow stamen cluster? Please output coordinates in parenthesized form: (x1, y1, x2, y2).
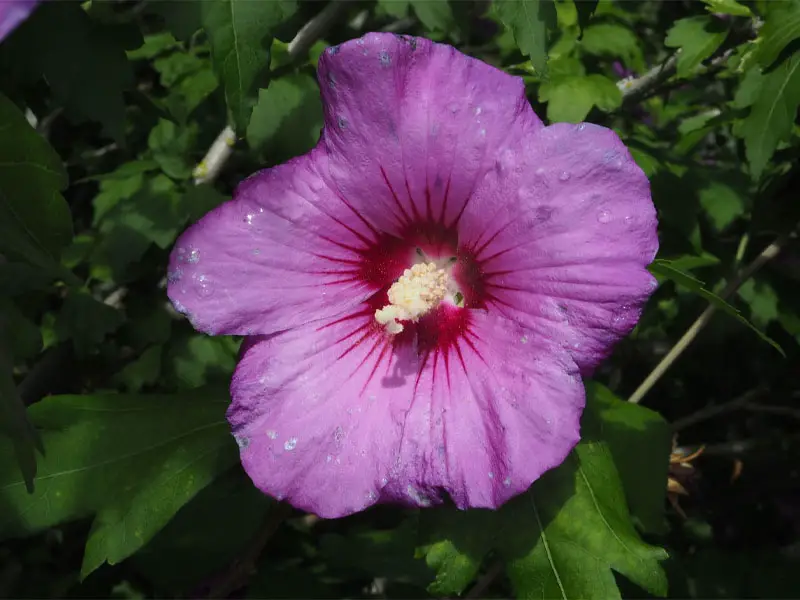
(375, 262, 448, 335)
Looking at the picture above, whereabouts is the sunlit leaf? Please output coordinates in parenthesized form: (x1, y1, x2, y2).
(665, 16, 728, 78)
(202, 0, 297, 134)
(0, 391, 237, 578)
(738, 54, 800, 180)
(418, 394, 668, 599)
(494, 0, 558, 75)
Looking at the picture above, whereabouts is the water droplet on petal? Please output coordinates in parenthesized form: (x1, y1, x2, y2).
(558, 171, 571, 182)
(167, 268, 183, 284)
(576, 123, 586, 131)
(503, 477, 512, 487)
(284, 437, 298, 451)
(193, 273, 213, 298)
(234, 434, 249, 449)
(597, 209, 611, 223)
(337, 116, 348, 130)
(334, 426, 345, 443)
(267, 430, 278, 440)
(379, 50, 391, 66)
(187, 248, 200, 264)
(520, 336, 528, 344)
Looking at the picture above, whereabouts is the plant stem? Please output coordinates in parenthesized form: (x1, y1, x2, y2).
(629, 231, 793, 405)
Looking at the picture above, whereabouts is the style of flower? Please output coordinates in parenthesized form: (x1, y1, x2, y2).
(168, 33, 659, 518)
(0, 0, 40, 43)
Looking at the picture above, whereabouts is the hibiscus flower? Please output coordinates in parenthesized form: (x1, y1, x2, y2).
(168, 33, 658, 518)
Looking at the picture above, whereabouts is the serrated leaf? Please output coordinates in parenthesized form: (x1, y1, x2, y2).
(202, 0, 297, 134)
(540, 74, 621, 122)
(698, 174, 747, 231)
(410, 0, 454, 32)
(55, 291, 124, 356)
(0, 391, 237, 578)
(132, 469, 273, 594)
(3, 2, 134, 141)
(739, 54, 800, 180)
(580, 23, 643, 71)
(738, 279, 780, 327)
(754, 0, 800, 68)
(494, 0, 558, 74)
(419, 395, 668, 599)
(247, 73, 323, 160)
(585, 383, 671, 534)
(649, 260, 784, 355)
(114, 345, 163, 393)
(701, 0, 752, 17)
(0, 319, 42, 494)
(665, 16, 728, 78)
(0, 93, 75, 284)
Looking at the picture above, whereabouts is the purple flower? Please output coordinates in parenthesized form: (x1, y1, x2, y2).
(168, 33, 658, 518)
(0, 0, 39, 42)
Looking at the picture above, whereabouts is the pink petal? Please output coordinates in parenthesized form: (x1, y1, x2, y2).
(458, 122, 659, 373)
(228, 305, 583, 518)
(167, 151, 380, 336)
(317, 33, 544, 235)
(0, 0, 39, 42)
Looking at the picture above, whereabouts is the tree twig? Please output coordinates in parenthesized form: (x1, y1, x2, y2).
(464, 561, 504, 599)
(629, 230, 794, 405)
(672, 386, 767, 431)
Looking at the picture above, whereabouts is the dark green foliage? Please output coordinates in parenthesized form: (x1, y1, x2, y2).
(1, 1, 799, 599)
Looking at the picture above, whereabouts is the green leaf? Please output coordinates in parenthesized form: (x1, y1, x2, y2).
(419, 396, 668, 599)
(649, 260, 784, 354)
(754, 0, 800, 68)
(410, 0, 455, 32)
(739, 54, 800, 180)
(585, 383, 671, 534)
(665, 16, 728, 78)
(55, 292, 124, 356)
(698, 174, 747, 231)
(540, 74, 622, 122)
(0, 93, 75, 284)
(737, 279, 780, 327)
(202, 0, 297, 134)
(320, 519, 433, 586)
(494, 0, 558, 74)
(701, 0, 752, 17)
(378, 0, 410, 19)
(580, 23, 643, 70)
(114, 345, 163, 393)
(0, 319, 42, 494)
(148, 119, 197, 180)
(132, 469, 272, 594)
(247, 73, 323, 160)
(3, 2, 134, 141)
(574, 0, 599, 35)
(733, 67, 765, 109)
(0, 390, 237, 578)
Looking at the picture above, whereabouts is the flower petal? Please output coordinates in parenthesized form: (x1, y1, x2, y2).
(458, 122, 659, 373)
(167, 151, 379, 336)
(228, 306, 582, 518)
(317, 32, 543, 235)
(0, 0, 39, 42)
